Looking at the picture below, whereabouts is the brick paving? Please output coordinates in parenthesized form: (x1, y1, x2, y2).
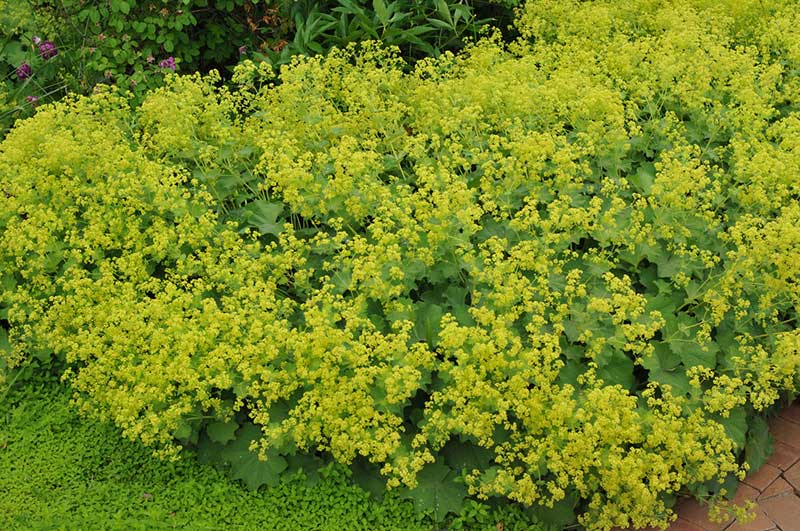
(657, 401, 800, 531)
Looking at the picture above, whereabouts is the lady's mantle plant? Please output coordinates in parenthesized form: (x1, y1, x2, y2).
(1, 1, 800, 529)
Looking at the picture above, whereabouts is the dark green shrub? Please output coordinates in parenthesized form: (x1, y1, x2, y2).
(28, 0, 284, 96)
(25, 0, 518, 100)
(260, 0, 520, 66)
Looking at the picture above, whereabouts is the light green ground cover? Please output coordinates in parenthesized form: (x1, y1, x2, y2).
(0, 381, 541, 531)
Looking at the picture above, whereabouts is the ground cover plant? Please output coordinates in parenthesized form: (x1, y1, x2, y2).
(1, 0, 800, 529)
(0, 381, 542, 530)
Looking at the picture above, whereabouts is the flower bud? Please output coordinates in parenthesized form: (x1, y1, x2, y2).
(16, 62, 32, 80)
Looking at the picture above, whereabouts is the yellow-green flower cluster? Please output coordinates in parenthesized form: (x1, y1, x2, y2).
(2, 1, 799, 529)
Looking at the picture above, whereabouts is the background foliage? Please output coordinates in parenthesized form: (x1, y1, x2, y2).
(1, 0, 517, 135)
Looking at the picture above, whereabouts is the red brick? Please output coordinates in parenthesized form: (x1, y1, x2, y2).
(766, 441, 800, 471)
(778, 401, 800, 425)
(760, 492, 800, 530)
(673, 498, 731, 530)
(758, 477, 794, 500)
(730, 483, 761, 506)
(768, 416, 800, 447)
(724, 504, 777, 531)
(666, 518, 706, 531)
(784, 461, 800, 492)
(743, 464, 782, 492)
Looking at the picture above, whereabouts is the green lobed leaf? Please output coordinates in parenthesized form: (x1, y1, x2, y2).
(173, 421, 193, 441)
(236, 200, 284, 236)
(629, 162, 655, 194)
(744, 415, 773, 474)
(527, 488, 579, 528)
(350, 457, 387, 501)
(663, 314, 718, 369)
(399, 460, 468, 522)
(206, 420, 239, 444)
(643, 344, 691, 397)
(441, 437, 494, 474)
(413, 301, 443, 347)
(220, 423, 288, 490)
(711, 407, 747, 450)
(595, 348, 635, 391)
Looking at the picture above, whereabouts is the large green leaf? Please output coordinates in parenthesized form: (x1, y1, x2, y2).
(557, 358, 585, 389)
(413, 302, 443, 347)
(645, 289, 683, 316)
(643, 344, 690, 397)
(527, 488, 579, 529)
(672, 340, 718, 369)
(194, 433, 223, 466)
(744, 415, 773, 473)
(629, 162, 655, 194)
(1, 41, 26, 67)
(595, 349, 635, 390)
(563, 308, 597, 343)
(399, 460, 468, 522)
(664, 314, 717, 369)
(350, 457, 387, 501)
(714, 319, 741, 369)
(237, 200, 284, 236)
(173, 421, 193, 442)
(220, 423, 288, 490)
(711, 406, 747, 450)
(206, 420, 239, 444)
(0, 327, 10, 357)
(441, 437, 494, 473)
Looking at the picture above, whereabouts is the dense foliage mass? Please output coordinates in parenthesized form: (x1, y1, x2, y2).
(2, 0, 800, 529)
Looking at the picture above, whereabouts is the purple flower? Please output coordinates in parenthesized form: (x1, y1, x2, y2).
(238, 45, 247, 55)
(39, 41, 58, 60)
(16, 62, 32, 80)
(158, 56, 176, 71)
(26, 95, 39, 105)
(32, 36, 42, 45)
